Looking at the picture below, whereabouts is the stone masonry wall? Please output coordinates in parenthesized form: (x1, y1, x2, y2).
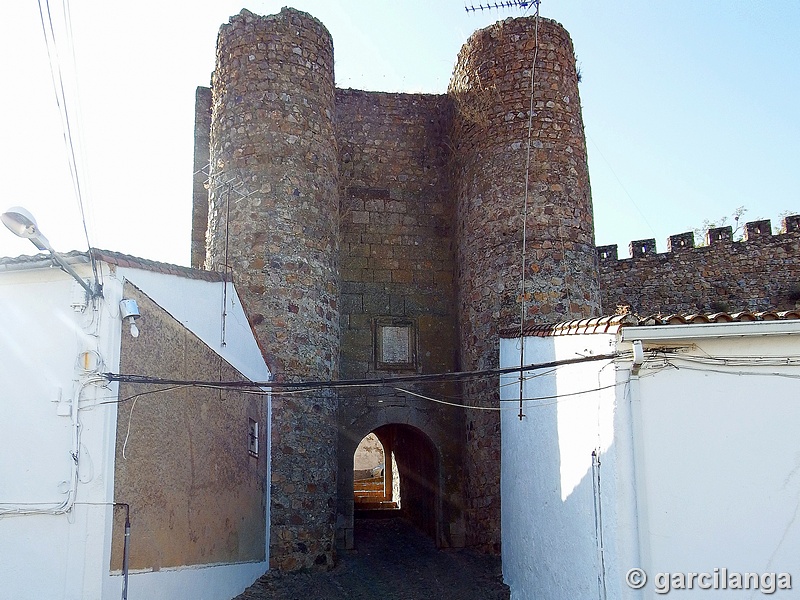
(334, 89, 465, 550)
(449, 16, 601, 552)
(206, 8, 340, 571)
(191, 86, 212, 269)
(190, 7, 800, 574)
(599, 216, 800, 315)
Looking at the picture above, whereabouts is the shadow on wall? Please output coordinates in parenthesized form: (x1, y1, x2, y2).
(500, 334, 619, 599)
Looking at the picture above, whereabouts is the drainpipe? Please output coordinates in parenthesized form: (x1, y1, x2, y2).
(115, 503, 131, 600)
(626, 340, 649, 597)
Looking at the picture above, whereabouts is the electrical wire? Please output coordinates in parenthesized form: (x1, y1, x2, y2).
(121, 396, 139, 459)
(656, 352, 800, 368)
(103, 352, 619, 392)
(36, 0, 100, 287)
(97, 350, 800, 413)
(94, 384, 193, 406)
(585, 131, 658, 243)
(395, 387, 517, 411)
(658, 362, 800, 381)
(396, 378, 623, 411)
(517, 0, 541, 420)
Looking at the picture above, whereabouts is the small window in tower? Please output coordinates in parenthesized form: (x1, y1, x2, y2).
(248, 418, 259, 457)
(375, 318, 417, 371)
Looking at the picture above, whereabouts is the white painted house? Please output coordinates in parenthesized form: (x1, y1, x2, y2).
(0, 250, 272, 600)
(500, 314, 800, 599)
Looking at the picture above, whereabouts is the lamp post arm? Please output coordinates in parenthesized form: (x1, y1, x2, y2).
(38, 236, 98, 298)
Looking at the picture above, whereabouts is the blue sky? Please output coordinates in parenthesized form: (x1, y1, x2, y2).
(0, 1, 797, 264)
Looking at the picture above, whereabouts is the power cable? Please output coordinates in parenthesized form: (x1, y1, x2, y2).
(517, 0, 541, 421)
(586, 130, 658, 243)
(103, 351, 619, 392)
(36, 0, 100, 285)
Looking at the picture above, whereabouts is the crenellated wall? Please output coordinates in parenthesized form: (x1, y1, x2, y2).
(598, 215, 800, 315)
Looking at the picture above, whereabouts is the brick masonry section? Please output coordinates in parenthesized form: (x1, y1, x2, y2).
(334, 90, 465, 551)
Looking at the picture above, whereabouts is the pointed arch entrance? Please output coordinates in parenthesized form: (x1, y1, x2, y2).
(353, 432, 400, 512)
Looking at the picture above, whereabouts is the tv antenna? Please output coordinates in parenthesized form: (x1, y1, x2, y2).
(464, 0, 537, 13)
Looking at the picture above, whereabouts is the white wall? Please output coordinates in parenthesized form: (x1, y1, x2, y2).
(500, 333, 621, 600)
(1, 260, 272, 600)
(625, 329, 800, 596)
(104, 561, 270, 600)
(501, 322, 800, 600)
(0, 262, 122, 600)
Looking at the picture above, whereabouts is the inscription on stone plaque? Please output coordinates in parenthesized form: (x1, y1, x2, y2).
(381, 325, 410, 364)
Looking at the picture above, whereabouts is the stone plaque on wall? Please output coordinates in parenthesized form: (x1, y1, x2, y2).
(375, 318, 416, 370)
(382, 326, 410, 363)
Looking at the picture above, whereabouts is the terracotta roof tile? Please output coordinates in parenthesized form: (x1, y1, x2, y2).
(500, 314, 638, 338)
(95, 249, 230, 282)
(501, 310, 800, 338)
(0, 249, 230, 283)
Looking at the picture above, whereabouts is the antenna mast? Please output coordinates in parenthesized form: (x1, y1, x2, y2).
(464, 0, 535, 12)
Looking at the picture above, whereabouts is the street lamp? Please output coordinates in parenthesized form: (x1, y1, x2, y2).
(1, 206, 101, 299)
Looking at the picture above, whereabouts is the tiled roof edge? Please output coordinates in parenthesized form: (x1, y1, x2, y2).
(500, 310, 800, 338)
(94, 249, 229, 282)
(0, 249, 229, 283)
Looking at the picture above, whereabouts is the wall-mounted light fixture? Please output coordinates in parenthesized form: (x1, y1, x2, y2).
(119, 299, 141, 338)
(1, 206, 102, 301)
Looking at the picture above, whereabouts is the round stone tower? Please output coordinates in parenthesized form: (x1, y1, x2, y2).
(448, 16, 601, 551)
(206, 8, 340, 571)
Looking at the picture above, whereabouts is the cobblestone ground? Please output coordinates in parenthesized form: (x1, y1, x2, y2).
(234, 517, 510, 600)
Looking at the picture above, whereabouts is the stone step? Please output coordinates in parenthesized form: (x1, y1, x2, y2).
(354, 482, 383, 489)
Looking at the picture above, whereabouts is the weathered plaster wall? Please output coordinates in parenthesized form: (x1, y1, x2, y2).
(449, 16, 600, 551)
(598, 217, 800, 315)
(113, 282, 267, 571)
(353, 433, 383, 477)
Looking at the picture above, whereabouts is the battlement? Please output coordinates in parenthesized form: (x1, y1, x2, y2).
(597, 215, 800, 261)
(598, 215, 800, 316)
